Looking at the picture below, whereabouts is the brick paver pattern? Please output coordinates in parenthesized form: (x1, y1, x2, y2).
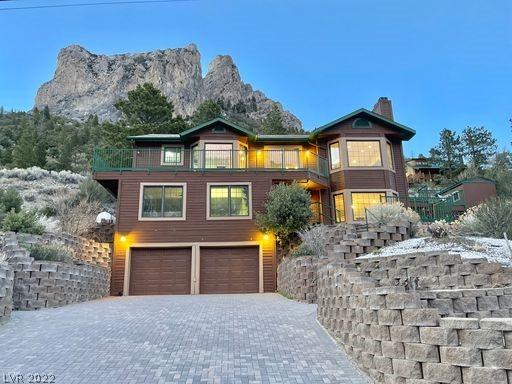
(0, 293, 369, 384)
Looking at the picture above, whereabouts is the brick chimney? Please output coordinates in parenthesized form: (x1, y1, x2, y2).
(372, 97, 394, 120)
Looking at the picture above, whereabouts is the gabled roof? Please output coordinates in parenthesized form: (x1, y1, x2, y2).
(438, 176, 496, 195)
(128, 117, 256, 142)
(179, 117, 256, 138)
(311, 108, 416, 140)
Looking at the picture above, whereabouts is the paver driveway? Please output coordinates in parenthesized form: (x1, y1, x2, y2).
(0, 294, 368, 384)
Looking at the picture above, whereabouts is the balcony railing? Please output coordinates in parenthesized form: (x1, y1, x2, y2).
(92, 148, 329, 177)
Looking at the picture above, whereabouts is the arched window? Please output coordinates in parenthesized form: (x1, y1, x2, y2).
(352, 118, 371, 129)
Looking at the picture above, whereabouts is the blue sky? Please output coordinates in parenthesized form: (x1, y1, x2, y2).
(0, 0, 510, 156)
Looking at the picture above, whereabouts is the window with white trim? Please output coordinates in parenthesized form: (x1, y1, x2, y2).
(329, 142, 341, 170)
(161, 146, 183, 165)
(209, 184, 250, 218)
(351, 192, 386, 221)
(347, 141, 382, 167)
(386, 142, 394, 170)
(140, 185, 185, 218)
(333, 193, 346, 222)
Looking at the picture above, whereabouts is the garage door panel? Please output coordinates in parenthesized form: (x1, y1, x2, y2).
(130, 248, 192, 295)
(200, 246, 259, 294)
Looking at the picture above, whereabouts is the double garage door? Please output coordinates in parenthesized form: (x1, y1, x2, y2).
(129, 246, 260, 295)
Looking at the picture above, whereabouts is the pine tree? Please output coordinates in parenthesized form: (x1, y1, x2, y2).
(429, 129, 464, 179)
(190, 100, 222, 126)
(261, 105, 285, 135)
(12, 126, 41, 168)
(114, 83, 185, 135)
(461, 126, 497, 169)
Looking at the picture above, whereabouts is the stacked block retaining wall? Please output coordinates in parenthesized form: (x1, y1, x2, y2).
(0, 263, 14, 324)
(317, 262, 512, 384)
(1, 232, 111, 311)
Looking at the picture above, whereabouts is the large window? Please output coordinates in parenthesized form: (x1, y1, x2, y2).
(333, 193, 346, 222)
(329, 142, 341, 170)
(351, 192, 386, 221)
(204, 143, 233, 168)
(386, 142, 394, 170)
(209, 184, 251, 218)
(140, 184, 185, 219)
(265, 146, 301, 169)
(161, 146, 183, 165)
(347, 141, 382, 167)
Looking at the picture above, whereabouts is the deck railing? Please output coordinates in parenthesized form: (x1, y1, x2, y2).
(92, 148, 329, 177)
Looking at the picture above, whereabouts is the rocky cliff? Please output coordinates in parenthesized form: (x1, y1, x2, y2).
(35, 44, 302, 132)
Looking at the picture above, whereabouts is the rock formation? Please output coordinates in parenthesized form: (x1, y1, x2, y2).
(35, 44, 302, 132)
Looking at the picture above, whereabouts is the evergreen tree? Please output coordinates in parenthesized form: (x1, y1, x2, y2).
(190, 100, 222, 126)
(461, 126, 497, 169)
(114, 83, 185, 135)
(429, 129, 464, 179)
(12, 126, 44, 168)
(43, 106, 51, 120)
(261, 105, 285, 135)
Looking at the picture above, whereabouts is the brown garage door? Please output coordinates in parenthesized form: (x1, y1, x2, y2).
(129, 248, 192, 295)
(200, 246, 259, 294)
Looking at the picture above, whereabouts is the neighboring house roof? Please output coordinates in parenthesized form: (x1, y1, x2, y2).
(310, 108, 416, 140)
(438, 176, 496, 195)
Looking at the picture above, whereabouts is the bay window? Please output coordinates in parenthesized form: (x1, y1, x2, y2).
(351, 192, 386, 221)
(347, 141, 382, 167)
(329, 142, 341, 169)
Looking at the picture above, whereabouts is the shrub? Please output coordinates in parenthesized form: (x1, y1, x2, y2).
(29, 243, 73, 263)
(2, 210, 44, 235)
(54, 192, 102, 236)
(452, 206, 480, 235)
(290, 243, 315, 258)
(256, 182, 312, 250)
(296, 224, 329, 258)
(0, 188, 22, 213)
(76, 177, 114, 205)
(468, 197, 512, 238)
(40, 205, 57, 217)
(366, 202, 421, 233)
(427, 220, 451, 238)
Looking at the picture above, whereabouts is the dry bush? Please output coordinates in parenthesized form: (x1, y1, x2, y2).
(295, 224, 330, 258)
(54, 192, 102, 237)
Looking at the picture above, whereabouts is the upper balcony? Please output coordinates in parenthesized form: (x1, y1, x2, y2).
(92, 148, 329, 178)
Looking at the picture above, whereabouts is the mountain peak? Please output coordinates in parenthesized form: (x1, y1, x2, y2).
(35, 44, 302, 132)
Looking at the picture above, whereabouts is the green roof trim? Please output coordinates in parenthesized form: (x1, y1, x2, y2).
(255, 134, 310, 143)
(127, 133, 182, 142)
(438, 176, 496, 195)
(310, 108, 416, 140)
(179, 117, 256, 139)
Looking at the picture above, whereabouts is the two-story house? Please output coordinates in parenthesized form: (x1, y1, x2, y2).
(92, 97, 415, 296)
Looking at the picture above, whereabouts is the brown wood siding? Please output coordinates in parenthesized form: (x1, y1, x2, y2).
(344, 170, 388, 189)
(392, 141, 408, 199)
(330, 170, 346, 191)
(100, 171, 307, 295)
(462, 182, 497, 208)
(129, 247, 192, 295)
(200, 246, 259, 294)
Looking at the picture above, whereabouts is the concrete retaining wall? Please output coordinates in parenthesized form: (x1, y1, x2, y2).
(317, 262, 512, 384)
(0, 263, 14, 324)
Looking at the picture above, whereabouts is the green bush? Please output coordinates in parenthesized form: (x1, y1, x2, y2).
(472, 197, 512, 238)
(0, 188, 22, 213)
(40, 205, 58, 217)
(2, 210, 44, 235)
(256, 182, 312, 249)
(29, 243, 73, 263)
(290, 243, 315, 258)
